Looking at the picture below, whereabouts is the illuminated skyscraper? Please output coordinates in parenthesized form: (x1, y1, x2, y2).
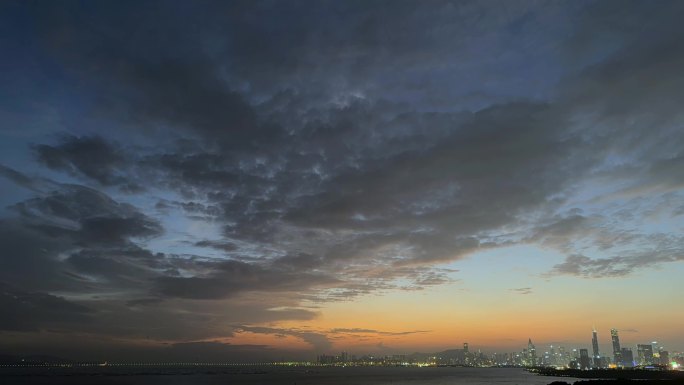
(611, 328, 622, 366)
(637, 344, 654, 365)
(592, 328, 601, 367)
(463, 342, 470, 365)
(528, 338, 537, 366)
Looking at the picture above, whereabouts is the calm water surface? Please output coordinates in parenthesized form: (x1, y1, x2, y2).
(0, 366, 583, 385)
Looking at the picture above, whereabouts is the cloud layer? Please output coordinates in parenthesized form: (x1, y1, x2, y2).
(1, 0, 684, 358)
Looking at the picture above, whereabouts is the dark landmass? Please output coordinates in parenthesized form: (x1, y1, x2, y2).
(549, 380, 684, 385)
(535, 367, 684, 380)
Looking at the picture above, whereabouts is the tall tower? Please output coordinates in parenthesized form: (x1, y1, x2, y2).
(528, 338, 537, 366)
(611, 328, 622, 366)
(592, 328, 601, 367)
(463, 342, 470, 365)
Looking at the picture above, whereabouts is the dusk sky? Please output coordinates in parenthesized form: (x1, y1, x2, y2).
(1, 0, 684, 362)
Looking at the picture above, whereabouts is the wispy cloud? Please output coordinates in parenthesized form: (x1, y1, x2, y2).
(329, 328, 431, 336)
(509, 287, 533, 295)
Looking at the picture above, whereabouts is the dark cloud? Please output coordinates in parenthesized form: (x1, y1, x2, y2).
(329, 328, 430, 336)
(33, 135, 134, 188)
(2, 0, 684, 358)
(0, 171, 168, 296)
(64, 247, 164, 291)
(125, 298, 164, 307)
(234, 325, 332, 351)
(194, 240, 238, 252)
(9, 184, 163, 247)
(272, 101, 594, 271)
(30, 1, 284, 152)
(155, 259, 337, 300)
(548, 246, 684, 279)
(0, 219, 79, 292)
(0, 283, 93, 332)
(0, 164, 46, 192)
(80, 216, 161, 245)
(272, 253, 323, 270)
(525, 213, 598, 251)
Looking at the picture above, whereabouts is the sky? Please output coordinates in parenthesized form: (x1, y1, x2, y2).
(1, 0, 684, 362)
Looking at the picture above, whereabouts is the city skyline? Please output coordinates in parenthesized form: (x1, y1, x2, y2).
(2, 0, 684, 363)
(2, 328, 681, 366)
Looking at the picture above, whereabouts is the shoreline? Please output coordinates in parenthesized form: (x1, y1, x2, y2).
(532, 367, 684, 380)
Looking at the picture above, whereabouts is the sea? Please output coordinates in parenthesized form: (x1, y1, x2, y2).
(0, 366, 583, 385)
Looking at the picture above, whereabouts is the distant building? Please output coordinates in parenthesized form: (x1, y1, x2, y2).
(636, 344, 653, 365)
(527, 338, 537, 366)
(579, 349, 591, 370)
(591, 328, 602, 367)
(660, 351, 670, 366)
(493, 353, 509, 366)
(391, 354, 405, 364)
(611, 329, 622, 366)
(512, 352, 523, 366)
(559, 346, 570, 366)
(317, 354, 335, 364)
(620, 348, 634, 367)
(548, 345, 556, 366)
(463, 342, 470, 364)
